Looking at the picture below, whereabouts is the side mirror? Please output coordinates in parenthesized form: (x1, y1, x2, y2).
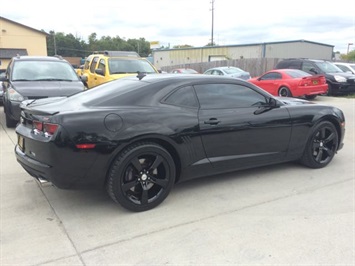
(95, 69, 104, 76)
(268, 97, 278, 107)
(80, 75, 88, 82)
(0, 73, 7, 82)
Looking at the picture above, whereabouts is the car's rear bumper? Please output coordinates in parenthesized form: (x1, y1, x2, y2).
(297, 84, 328, 96)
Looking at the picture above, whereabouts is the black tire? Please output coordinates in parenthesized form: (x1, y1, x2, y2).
(107, 142, 176, 212)
(5, 112, 18, 128)
(300, 121, 338, 169)
(278, 86, 292, 97)
(326, 83, 333, 96)
(305, 95, 317, 100)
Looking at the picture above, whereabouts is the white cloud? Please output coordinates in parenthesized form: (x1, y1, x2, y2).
(2, 0, 355, 53)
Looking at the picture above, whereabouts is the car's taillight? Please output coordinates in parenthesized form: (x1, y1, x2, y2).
(33, 121, 43, 131)
(33, 120, 59, 137)
(44, 123, 59, 135)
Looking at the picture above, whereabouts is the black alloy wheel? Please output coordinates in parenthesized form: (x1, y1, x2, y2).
(300, 121, 338, 168)
(107, 142, 176, 212)
(278, 87, 292, 97)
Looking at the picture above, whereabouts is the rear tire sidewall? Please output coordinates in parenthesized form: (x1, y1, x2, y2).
(107, 143, 176, 212)
(279, 86, 292, 97)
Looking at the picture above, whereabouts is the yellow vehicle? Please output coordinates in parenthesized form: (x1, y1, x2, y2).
(81, 51, 159, 89)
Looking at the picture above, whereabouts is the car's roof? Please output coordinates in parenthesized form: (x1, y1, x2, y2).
(127, 73, 234, 83)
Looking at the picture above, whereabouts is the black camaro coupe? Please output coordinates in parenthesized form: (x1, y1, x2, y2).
(15, 74, 345, 211)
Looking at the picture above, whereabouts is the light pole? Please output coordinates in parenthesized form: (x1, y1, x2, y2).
(347, 43, 353, 54)
(210, 0, 215, 46)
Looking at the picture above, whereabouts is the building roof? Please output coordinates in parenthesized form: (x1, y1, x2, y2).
(0, 16, 49, 36)
(156, 39, 335, 52)
(0, 48, 28, 59)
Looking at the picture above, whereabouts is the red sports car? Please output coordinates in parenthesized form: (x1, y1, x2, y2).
(248, 69, 328, 99)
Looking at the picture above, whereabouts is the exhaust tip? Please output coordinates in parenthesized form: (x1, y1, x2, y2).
(36, 177, 52, 187)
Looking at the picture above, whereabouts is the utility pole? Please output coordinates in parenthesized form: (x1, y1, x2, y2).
(211, 0, 215, 46)
(53, 32, 57, 55)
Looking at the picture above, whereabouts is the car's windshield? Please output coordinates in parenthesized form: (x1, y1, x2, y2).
(108, 59, 156, 74)
(223, 67, 243, 74)
(12, 60, 79, 81)
(315, 61, 343, 73)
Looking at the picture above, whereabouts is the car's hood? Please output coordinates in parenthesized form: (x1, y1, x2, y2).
(12, 81, 85, 97)
(275, 97, 314, 105)
(327, 72, 355, 78)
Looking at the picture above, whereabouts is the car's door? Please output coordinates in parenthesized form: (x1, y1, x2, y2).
(87, 56, 100, 88)
(194, 82, 292, 171)
(93, 58, 107, 87)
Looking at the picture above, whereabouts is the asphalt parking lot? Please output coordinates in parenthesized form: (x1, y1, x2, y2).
(1, 96, 354, 265)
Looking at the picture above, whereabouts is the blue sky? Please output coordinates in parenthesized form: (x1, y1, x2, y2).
(2, 0, 355, 53)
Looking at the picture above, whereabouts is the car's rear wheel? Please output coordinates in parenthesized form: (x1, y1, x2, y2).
(107, 142, 176, 212)
(300, 121, 338, 168)
(278, 87, 292, 97)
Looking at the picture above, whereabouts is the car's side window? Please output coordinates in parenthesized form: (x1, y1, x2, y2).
(260, 72, 282, 80)
(302, 62, 316, 73)
(194, 83, 267, 109)
(164, 86, 198, 108)
(89, 56, 99, 73)
(97, 59, 106, 75)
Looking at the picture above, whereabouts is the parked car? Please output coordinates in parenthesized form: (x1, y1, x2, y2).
(15, 74, 345, 212)
(274, 58, 355, 95)
(333, 62, 355, 75)
(81, 50, 159, 89)
(170, 68, 199, 74)
(248, 69, 328, 99)
(0, 70, 5, 105)
(0, 55, 86, 127)
(203, 66, 251, 80)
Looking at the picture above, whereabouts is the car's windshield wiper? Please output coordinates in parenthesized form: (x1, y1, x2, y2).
(26, 99, 37, 106)
(12, 79, 32, 81)
(111, 72, 133, 74)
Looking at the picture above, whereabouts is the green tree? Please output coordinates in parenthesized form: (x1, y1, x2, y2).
(173, 44, 193, 49)
(340, 50, 355, 61)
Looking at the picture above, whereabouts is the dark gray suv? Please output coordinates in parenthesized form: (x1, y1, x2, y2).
(275, 58, 355, 96)
(1, 56, 85, 127)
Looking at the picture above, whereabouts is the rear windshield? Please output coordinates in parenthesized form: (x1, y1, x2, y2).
(68, 78, 148, 106)
(285, 69, 311, 78)
(224, 67, 243, 74)
(12, 60, 79, 81)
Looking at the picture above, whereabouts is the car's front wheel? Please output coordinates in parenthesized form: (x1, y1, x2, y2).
(5, 110, 17, 128)
(300, 121, 338, 168)
(107, 142, 176, 212)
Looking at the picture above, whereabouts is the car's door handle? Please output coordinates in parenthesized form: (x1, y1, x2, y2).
(204, 118, 220, 125)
